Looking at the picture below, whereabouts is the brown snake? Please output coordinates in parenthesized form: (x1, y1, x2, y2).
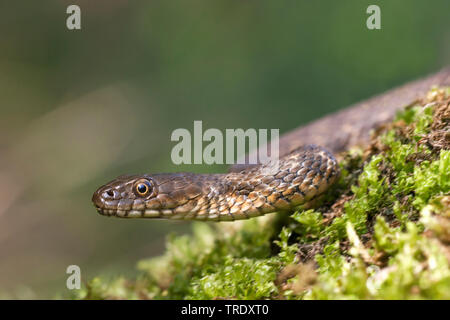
(92, 68, 450, 221)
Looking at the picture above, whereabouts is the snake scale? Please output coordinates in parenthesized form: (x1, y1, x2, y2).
(92, 68, 450, 221)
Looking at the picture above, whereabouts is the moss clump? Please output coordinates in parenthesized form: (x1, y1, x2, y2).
(75, 87, 450, 300)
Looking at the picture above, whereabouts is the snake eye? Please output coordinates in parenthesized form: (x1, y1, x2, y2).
(134, 179, 153, 197)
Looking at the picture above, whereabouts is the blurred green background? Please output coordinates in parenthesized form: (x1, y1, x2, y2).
(0, 0, 449, 298)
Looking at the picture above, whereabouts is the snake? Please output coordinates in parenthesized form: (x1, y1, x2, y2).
(92, 68, 450, 221)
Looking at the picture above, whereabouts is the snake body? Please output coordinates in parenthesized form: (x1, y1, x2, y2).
(93, 145, 338, 221)
(92, 68, 450, 221)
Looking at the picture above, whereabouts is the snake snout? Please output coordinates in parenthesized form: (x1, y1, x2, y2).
(92, 185, 121, 213)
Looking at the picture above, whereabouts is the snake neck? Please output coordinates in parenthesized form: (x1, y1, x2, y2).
(172, 145, 340, 221)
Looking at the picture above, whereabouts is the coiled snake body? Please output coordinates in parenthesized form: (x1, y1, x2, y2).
(92, 68, 450, 221)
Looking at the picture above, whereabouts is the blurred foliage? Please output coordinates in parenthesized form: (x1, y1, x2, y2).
(0, 0, 449, 298)
(73, 88, 450, 300)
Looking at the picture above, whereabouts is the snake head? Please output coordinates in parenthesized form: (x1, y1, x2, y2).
(92, 173, 203, 219)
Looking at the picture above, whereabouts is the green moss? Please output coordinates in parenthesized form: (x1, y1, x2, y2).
(188, 256, 280, 299)
(308, 215, 450, 299)
(290, 209, 324, 240)
(137, 219, 278, 299)
(78, 87, 449, 300)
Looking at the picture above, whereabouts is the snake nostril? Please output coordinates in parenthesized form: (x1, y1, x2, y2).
(104, 189, 115, 199)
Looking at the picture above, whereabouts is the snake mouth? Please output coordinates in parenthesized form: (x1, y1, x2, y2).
(92, 184, 194, 219)
(95, 206, 146, 218)
(91, 189, 175, 219)
(95, 205, 171, 219)
(91, 183, 153, 218)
